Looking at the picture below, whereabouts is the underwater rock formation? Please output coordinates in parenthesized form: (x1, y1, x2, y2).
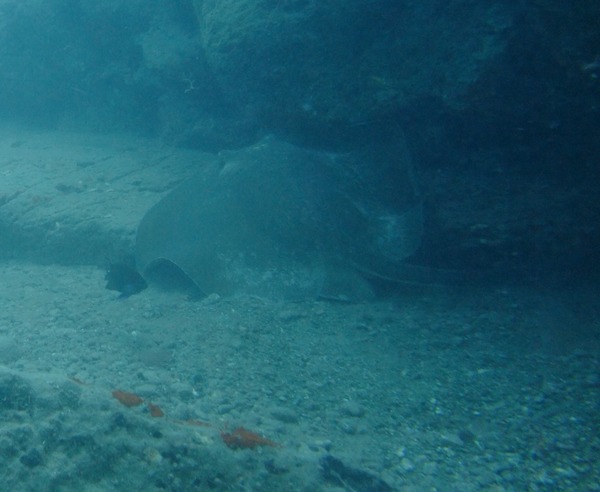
(196, 0, 514, 142)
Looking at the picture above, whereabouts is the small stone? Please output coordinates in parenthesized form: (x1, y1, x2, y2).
(313, 439, 333, 451)
(202, 293, 221, 304)
(143, 447, 163, 464)
(270, 406, 299, 424)
(422, 461, 438, 475)
(171, 382, 194, 402)
(264, 458, 289, 475)
(217, 404, 234, 415)
(276, 309, 306, 322)
(440, 432, 464, 447)
(340, 400, 366, 418)
(20, 448, 43, 468)
(339, 419, 357, 435)
(458, 429, 476, 444)
(0, 336, 21, 363)
(399, 457, 415, 472)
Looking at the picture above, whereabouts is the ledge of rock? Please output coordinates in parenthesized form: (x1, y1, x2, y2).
(0, 128, 212, 265)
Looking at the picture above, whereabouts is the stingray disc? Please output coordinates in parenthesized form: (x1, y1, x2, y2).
(135, 139, 422, 300)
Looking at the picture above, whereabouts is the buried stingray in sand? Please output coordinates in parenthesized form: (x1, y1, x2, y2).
(135, 138, 425, 301)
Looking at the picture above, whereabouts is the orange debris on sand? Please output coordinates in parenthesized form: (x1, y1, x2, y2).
(174, 419, 211, 427)
(148, 402, 165, 418)
(112, 389, 144, 407)
(221, 427, 278, 450)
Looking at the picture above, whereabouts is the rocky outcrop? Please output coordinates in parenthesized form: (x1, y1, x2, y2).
(197, 0, 514, 143)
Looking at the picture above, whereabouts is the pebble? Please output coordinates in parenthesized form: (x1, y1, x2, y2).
(276, 309, 306, 322)
(217, 404, 235, 415)
(338, 419, 357, 435)
(171, 382, 195, 402)
(422, 461, 438, 475)
(20, 449, 43, 468)
(313, 439, 333, 452)
(270, 406, 299, 424)
(201, 293, 221, 305)
(340, 400, 366, 418)
(0, 336, 21, 363)
(399, 457, 415, 472)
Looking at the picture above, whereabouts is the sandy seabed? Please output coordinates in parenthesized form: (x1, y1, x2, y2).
(0, 261, 598, 491)
(0, 128, 598, 491)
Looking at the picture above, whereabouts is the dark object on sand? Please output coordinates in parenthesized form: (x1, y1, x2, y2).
(105, 262, 147, 298)
(136, 138, 422, 301)
(320, 455, 393, 492)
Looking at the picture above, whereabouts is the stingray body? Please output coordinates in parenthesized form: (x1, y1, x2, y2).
(135, 139, 423, 300)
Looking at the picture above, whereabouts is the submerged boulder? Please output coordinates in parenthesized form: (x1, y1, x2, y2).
(196, 0, 514, 141)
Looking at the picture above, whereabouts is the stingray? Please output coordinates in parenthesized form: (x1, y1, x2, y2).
(135, 139, 423, 300)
